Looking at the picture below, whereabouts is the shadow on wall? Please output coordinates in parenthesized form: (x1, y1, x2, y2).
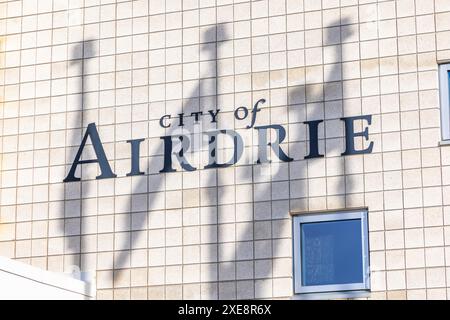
(0, 37, 5, 239)
(0, 36, 4, 158)
(111, 24, 226, 293)
(0, 36, 3, 104)
(201, 17, 357, 299)
(64, 40, 96, 270)
(65, 16, 357, 298)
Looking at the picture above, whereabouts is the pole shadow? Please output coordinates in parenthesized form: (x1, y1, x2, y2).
(65, 16, 358, 299)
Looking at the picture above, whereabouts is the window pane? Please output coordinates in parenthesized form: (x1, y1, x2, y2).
(300, 219, 363, 286)
(448, 71, 450, 111)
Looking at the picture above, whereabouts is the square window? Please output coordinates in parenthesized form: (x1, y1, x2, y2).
(439, 63, 450, 141)
(293, 209, 370, 296)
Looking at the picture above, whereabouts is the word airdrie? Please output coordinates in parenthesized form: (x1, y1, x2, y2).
(63, 101, 374, 182)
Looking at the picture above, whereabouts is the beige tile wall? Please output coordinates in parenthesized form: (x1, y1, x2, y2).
(0, 0, 450, 300)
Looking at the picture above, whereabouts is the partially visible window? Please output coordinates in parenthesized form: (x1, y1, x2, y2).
(439, 63, 450, 141)
(293, 210, 370, 296)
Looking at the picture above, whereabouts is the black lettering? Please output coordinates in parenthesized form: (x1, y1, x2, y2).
(255, 125, 293, 163)
(234, 106, 248, 120)
(204, 130, 243, 169)
(159, 114, 171, 128)
(304, 120, 324, 159)
(341, 115, 374, 155)
(208, 109, 220, 123)
(159, 135, 196, 172)
(126, 138, 145, 176)
(190, 111, 203, 122)
(178, 113, 184, 127)
(63, 123, 116, 182)
(247, 98, 265, 129)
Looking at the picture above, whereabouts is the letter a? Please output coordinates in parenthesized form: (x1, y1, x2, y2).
(63, 123, 116, 182)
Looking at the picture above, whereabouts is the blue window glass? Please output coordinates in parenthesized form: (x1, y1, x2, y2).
(293, 210, 370, 296)
(447, 71, 450, 109)
(439, 64, 450, 141)
(300, 219, 363, 286)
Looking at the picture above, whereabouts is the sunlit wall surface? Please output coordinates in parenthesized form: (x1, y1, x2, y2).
(0, 0, 450, 300)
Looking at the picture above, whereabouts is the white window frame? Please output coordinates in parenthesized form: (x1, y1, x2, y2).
(293, 209, 370, 295)
(439, 63, 450, 141)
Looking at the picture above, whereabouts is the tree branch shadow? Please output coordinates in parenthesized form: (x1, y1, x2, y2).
(64, 39, 96, 273)
(65, 15, 357, 299)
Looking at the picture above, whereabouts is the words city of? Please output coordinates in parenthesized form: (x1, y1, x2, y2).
(63, 99, 374, 182)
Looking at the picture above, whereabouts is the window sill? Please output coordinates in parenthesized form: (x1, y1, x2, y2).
(439, 140, 450, 147)
(291, 290, 371, 300)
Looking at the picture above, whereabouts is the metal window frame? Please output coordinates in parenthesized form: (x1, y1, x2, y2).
(293, 209, 370, 295)
(439, 63, 450, 141)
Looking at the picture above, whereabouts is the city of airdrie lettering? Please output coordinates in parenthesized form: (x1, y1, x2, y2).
(63, 103, 374, 182)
